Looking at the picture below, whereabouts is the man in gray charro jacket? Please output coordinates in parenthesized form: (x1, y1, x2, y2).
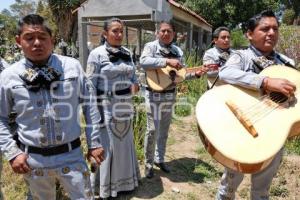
(202, 26, 234, 89)
(0, 57, 10, 200)
(216, 10, 296, 200)
(0, 14, 104, 199)
(140, 21, 206, 179)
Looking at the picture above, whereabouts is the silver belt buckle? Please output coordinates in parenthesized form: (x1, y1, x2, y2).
(165, 93, 174, 100)
(107, 91, 112, 96)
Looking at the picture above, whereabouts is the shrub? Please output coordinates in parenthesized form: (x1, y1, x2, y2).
(175, 49, 207, 117)
(230, 29, 248, 49)
(276, 25, 300, 68)
(282, 9, 295, 25)
(132, 95, 146, 161)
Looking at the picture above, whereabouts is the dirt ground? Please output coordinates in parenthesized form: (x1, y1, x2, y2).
(2, 115, 300, 200)
(116, 116, 300, 200)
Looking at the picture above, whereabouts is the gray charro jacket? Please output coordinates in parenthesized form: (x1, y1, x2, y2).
(219, 45, 295, 90)
(0, 54, 102, 161)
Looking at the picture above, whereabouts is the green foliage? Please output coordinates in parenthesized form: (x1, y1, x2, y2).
(285, 137, 300, 155)
(282, 9, 296, 25)
(36, 1, 58, 37)
(0, 14, 17, 44)
(180, 0, 280, 28)
(47, 0, 86, 42)
(230, 29, 248, 49)
(175, 97, 192, 117)
(132, 95, 146, 161)
(175, 50, 207, 117)
(270, 184, 289, 197)
(194, 163, 219, 181)
(48, 0, 82, 9)
(281, 0, 300, 22)
(276, 25, 300, 68)
(10, 0, 36, 18)
(175, 51, 206, 117)
(0, 46, 5, 57)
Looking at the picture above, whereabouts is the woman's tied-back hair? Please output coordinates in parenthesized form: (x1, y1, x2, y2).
(103, 17, 124, 31)
(158, 20, 176, 32)
(242, 10, 279, 33)
(100, 17, 124, 45)
(212, 26, 230, 39)
(17, 14, 52, 36)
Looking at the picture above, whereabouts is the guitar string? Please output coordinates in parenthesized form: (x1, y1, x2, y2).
(243, 93, 284, 118)
(248, 92, 299, 123)
(238, 94, 278, 119)
(234, 92, 299, 125)
(244, 93, 292, 122)
(239, 91, 299, 118)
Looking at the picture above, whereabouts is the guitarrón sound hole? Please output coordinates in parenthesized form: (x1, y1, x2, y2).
(269, 92, 288, 103)
(169, 70, 177, 82)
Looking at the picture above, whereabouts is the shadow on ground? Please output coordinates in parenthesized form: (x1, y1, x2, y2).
(111, 157, 221, 199)
(162, 157, 222, 183)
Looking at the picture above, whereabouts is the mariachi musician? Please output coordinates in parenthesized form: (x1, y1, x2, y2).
(140, 20, 208, 178)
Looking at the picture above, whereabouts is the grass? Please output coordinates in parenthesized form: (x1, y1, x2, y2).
(132, 95, 146, 161)
(185, 192, 198, 200)
(285, 137, 300, 155)
(270, 184, 289, 197)
(193, 163, 220, 181)
(238, 188, 249, 199)
(3, 31, 300, 199)
(2, 160, 28, 200)
(167, 135, 176, 146)
(195, 146, 207, 155)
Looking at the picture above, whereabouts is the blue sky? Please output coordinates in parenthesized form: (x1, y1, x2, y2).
(0, 0, 15, 11)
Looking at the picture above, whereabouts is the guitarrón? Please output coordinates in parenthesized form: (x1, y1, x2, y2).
(196, 65, 300, 173)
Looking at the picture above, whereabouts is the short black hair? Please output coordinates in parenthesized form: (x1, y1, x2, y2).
(158, 21, 176, 32)
(17, 14, 52, 36)
(212, 27, 230, 39)
(242, 10, 279, 32)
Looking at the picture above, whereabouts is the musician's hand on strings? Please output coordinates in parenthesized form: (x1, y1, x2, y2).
(205, 63, 220, 72)
(195, 67, 209, 77)
(262, 77, 296, 97)
(166, 58, 182, 70)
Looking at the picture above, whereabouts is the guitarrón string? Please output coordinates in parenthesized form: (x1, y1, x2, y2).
(237, 92, 299, 124)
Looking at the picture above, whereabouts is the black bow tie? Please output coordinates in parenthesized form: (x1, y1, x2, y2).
(219, 52, 230, 64)
(160, 47, 179, 58)
(106, 47, 132, 62)
(20, 66, 61, 92)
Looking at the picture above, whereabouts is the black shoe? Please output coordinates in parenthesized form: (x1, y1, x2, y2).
(154, 162, 170, 173)
(145, 166, 154, 179)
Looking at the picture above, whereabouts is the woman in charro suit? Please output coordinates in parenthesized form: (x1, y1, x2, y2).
(86, 18, 140, 199)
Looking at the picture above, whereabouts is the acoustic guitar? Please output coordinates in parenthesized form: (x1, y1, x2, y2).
(146, 64, 218, 92)
(196, 65, 300, 173)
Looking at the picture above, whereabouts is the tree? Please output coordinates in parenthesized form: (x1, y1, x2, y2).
(178, 0, 281, 29)
(10, 0, 36, 18)
(47, 0, 85, 43)
(36, 1, 58, 40)
(282, 8, 295, 25)
(281, 0, 300, 25)
(0, 13, 17, 44)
